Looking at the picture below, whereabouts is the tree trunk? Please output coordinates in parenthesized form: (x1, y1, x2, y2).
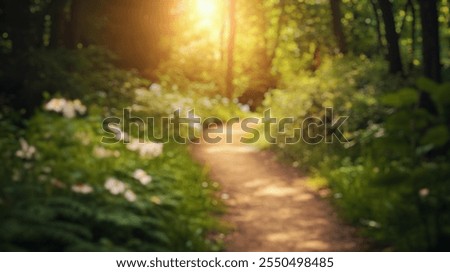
(225, 0, 237, 99)
(418, 0, 441, 82)
(329, 0, 347, 54)
(378, 0, 403, 75)
(66, 0, 82, 49)
(4, 0, 32, 53)
(49, 0, 68, 49)
(406, 0, 417, 71)
(417, 0, 441, 114)
(370, 0, 384, 54)
(220, 0, 227, 62)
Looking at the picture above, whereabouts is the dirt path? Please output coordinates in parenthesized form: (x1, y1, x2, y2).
(191, 123, 364, 251)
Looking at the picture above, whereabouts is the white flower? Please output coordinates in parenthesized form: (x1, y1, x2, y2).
(62, 103, 76, 118)
(419, 188, 430, 198)
(44, 98, 65, 112)
(363, 220, 381, 228)
(139, 142, 163, 158)
(124, 190, 137, 202)
(126, 139, 163, 158)
(15, 138, 37, 159)
(44, 98, 87, 118)
(132, 169, 152, 185)
(126, 139, 141, 152)
(73, 99, 87, 115)
(72, 184, 93, 194)
(374, 127, 385, 138)
(93, 146, 120, 158)
(104, 177, 126, 195)
(113, 128, 129, 142)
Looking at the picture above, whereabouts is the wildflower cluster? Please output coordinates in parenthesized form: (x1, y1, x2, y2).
(133, 169, 152, 185)
(104, 176, 141, 202)
(93, 146, 120, 158)
(15, 139, 37, 160)
(71, 184, 94, 194)
(126, 139, 163, 158)
(44, 98, 87, 118)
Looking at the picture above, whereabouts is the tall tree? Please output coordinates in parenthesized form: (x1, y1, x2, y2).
(225, 0, 237, 99)
(378, 0, 403, 74)
(220, 0, 227, 62)
(370, 0, 384, 54)
(417, 0, 441, 82)
(49, 0, 69, 49)
(329, 0, 347, 54)
(398, 0, 416, 71)
(4, 0, 32, 53)
(66, 0, 82, 49)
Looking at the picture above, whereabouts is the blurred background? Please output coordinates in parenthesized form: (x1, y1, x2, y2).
(0, 0, 449, 251)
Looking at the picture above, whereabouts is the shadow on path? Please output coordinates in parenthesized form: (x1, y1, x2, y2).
(191, 123, 364, 251)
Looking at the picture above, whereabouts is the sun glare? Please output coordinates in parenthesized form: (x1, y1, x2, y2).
(194, 0, 221, 29)
(196, 0, 217, 17)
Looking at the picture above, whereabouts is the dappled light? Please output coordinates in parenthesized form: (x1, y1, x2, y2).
(0, 0, 449, 254)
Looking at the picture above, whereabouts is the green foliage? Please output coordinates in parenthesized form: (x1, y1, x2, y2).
(132, 79, 252, 125)
(263, 55, 398, 168)
(381, 88, 419, 107)
(1, 0, 449, 253)
(420, 125, 449, 148)
(0, 47, 225, 251)
(263, 56, 450, 251)
(0, 105, 224, 251)
(0, 46, 148, 114)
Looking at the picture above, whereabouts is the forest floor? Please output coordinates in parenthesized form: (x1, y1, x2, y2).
(191, 123, 365, 251)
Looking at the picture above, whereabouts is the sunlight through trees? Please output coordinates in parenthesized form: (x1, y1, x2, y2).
(0, 0, 449, 252)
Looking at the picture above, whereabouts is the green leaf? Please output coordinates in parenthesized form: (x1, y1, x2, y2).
(381, 88, 419, 107)
(416, 77, 439, 94)
(434, 83, 450, 106)
(420, 125, 449, 148)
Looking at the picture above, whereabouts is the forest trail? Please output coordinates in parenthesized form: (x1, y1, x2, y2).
(191, 123, 364, 251)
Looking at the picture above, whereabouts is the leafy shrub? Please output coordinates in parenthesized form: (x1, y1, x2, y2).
(263, 55, 401, 169)
(133, 82, 252, 126)
(0, 47, 225, 251)
(263, 55, 450, 251)
(0, 46, 148, 115)
(0, 101, 224, 251)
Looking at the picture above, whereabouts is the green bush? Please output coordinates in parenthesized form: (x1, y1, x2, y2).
(262, 55, 450, 251)
(0, 102, 224, 251)
(1, 46, 148, 115)
(0, 47, 225, 251)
